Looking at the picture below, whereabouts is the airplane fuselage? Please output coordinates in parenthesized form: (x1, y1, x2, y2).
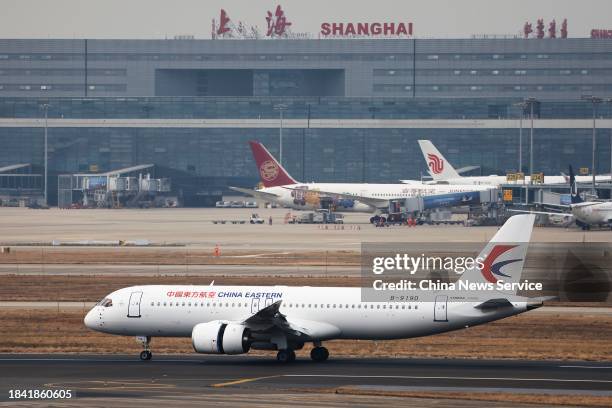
(260, 182, 490, 212)
(415, 174, 611, 187)
(571, 201, 612, 227)
(85, 285, 529, 342)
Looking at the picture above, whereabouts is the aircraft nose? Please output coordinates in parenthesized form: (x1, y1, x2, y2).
(84, 309, 96, 329)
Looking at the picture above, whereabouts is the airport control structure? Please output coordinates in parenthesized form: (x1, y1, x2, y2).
(0, 37, 612, 206)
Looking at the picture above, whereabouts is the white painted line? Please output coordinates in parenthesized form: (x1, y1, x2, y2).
(284, 374, 612, 384)
(560, 365, 612, 369)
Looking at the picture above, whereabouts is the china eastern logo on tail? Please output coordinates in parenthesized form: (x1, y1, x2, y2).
(259, 160, 279, 182)
(480, 244, 522, 283)
(427, 153, 444, 174)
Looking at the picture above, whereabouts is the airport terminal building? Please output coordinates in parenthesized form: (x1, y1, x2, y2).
(0, 38, 611, 205)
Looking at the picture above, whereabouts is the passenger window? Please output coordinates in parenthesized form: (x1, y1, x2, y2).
(163, 302, 167, 306)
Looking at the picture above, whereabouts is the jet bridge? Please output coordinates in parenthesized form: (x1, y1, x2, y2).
(58, 164, 172, 209)
(390, 189, 499, 214)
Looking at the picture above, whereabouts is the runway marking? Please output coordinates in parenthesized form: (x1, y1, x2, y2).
(284, 374, 612, 384)
(46, 380, 176, 391)
(560, 365, 612, 369)
(211, 375, 280, 388)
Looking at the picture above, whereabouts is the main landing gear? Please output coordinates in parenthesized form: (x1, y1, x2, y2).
(310, 346, 329, 362)
(276, 349, 296, 363)
(138, 336, 152, 361)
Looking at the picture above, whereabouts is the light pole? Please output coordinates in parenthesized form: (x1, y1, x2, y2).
(273, 103, 288, 166)
(522, 98, 537, 204)
(41, 103, 49, 206)
(605, 98, 612, 186)
(581, 95, 602, 196)
(512, 101, 527, 173)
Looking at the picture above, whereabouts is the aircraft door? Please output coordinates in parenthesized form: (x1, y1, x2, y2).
(264, 297, 273, 308)
(127, 291, 143, 318)
(250, 297, 260, 314)
(434, 295, 448, 322)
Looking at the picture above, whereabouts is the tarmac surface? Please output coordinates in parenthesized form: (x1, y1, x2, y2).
(0, 354, 611, 404)
(1, 208, 611, 251)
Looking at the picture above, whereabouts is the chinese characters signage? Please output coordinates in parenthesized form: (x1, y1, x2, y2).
(211, 5, 413, 40)
(523, 18, 567, 39)
(212, 5, 295, 39)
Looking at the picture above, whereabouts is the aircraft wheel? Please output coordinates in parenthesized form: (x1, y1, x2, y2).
(139, 350, 152, 361)
(310, 346, 329, 362)
(276, 349, 295, 363)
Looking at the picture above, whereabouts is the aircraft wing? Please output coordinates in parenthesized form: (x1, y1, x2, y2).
(456, 165, 480, 174)
(282, 186, 388, 209)
(229, 186, 280, 201)
(242, 300, 341, 340)
(508, 208, 573, 218)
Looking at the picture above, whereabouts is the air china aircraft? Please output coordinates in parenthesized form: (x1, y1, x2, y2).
(407, 140, 612, 186)
(230, 141, 491, 214)
(84, 214, 542, 363)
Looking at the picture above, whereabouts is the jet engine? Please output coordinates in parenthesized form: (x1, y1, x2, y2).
(191, 321, 251, 354)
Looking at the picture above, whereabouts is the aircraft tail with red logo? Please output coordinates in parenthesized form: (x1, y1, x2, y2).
(249, 140, 299, 188)
(418, 140, 461, 181)
(457, 214, 535, 295)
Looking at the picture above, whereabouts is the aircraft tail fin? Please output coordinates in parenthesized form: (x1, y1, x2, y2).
(569, 165, 582, 204)
(249, 140, 298, 187)
(458, 214, 535, 295)
(417, 140, 461, 181)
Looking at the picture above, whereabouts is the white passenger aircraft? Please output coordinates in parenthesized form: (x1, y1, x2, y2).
(409, 140, 611, 186)
(230, 141, 490, 214)
(515, 166, 612, 230)
(85, 214, 543, 363)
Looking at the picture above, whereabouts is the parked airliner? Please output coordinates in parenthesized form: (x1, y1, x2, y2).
(408, 140, 611, 186)
(230, 141, 491, 214)
(514, 166, 612, 230)
(85, 214, 542, 363)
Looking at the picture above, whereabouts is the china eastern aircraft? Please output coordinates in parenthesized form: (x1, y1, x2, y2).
(407, 140, 612, 186)
(84, 214, 543, 363)
(230, 141, 491, 214)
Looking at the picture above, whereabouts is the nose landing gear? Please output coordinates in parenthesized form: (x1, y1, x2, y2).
(137, 336, 152, 361)
(276, 349, 296, 363)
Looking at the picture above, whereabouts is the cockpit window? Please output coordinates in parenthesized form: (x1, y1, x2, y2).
(97, 298, 113, 307)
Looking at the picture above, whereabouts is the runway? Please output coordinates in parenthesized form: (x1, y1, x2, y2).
(1, 354, 611, 404)
(0, 263, 355, 276)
